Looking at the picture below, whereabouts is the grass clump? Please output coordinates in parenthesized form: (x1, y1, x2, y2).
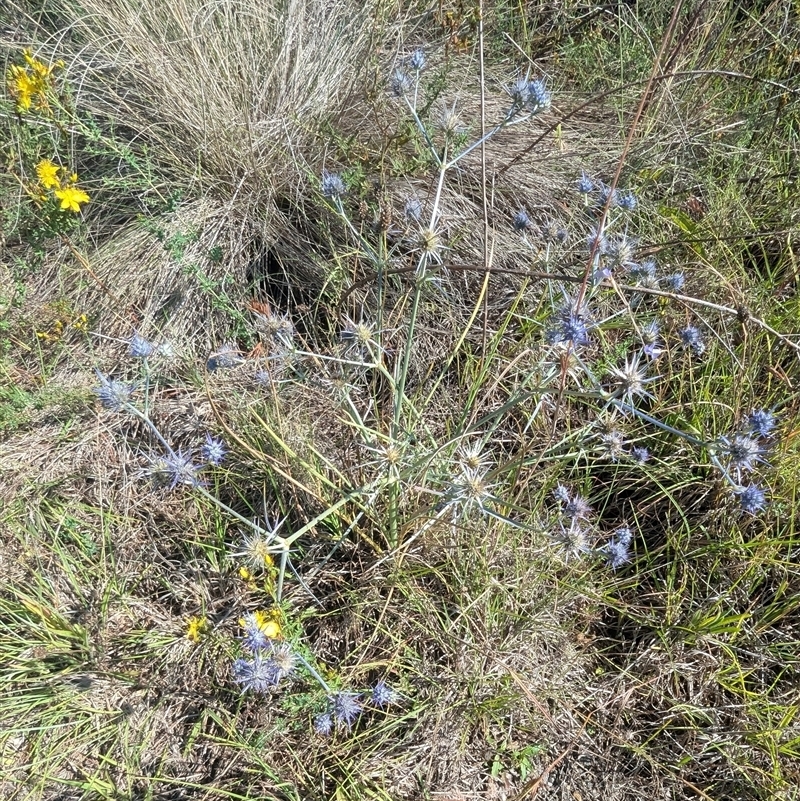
(1, 1, 799, 799)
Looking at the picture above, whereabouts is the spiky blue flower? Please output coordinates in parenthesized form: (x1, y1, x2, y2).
(526, 79, 551, 112)
(629, 260, 657, 285)
(404, 196, 423, 223)
(508, 77, 530, 109)
(576, 172, 594, 194)
(162, 449, 203, 489)
(269, 642, 297, 681)
(321, 171, 345, 199)
(513, 209, 532, 232)
(129, 332, 154, 359)
(597, 183, 618, 209)
(747, 408, 776, 438)
(314, 712, 334, 736)
(557, 489, 592, 521)
(93, 371, 136, 411)
(737, 484, 767, 515)
(390, 69, 412, 97)
(661, 273, 685, 292)
(332, 692, 362, 729)
(241, 613, 269, 652)
(618, 191, 637, 211)
(719, 434, 766, 477)
(201, 434, 227, 466)
(552, 519, 591, 561)
(631, 446, 651, 464)
(232, 652, 277, 693)
(371, 680, 397, 708)
(207, 341, 245, 371)
(602, 528, 632, 569)
(679, 326, 705, 356)
(409, 48, 426, 71)
(546, 300, 592, 349)
(586, 227, 608, 254)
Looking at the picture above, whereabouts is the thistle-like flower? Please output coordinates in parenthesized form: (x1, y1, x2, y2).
(545, 299, 592, 349)
(166, 449, 203, 489)
(241, 613, 270, 652)
(602, 527, 633, 569)
(371, 680, 397, 708)
(719, 434, 766, 477)
(201, 434, 227, 466)
(232, 652, 278, 693)
(661, 272, 686, 292)
(129, 332, 154, 359)
(93, 372, 136, 411)
(390, 69, 412, 96)
(618, 191, 637, 211)
(332, 692, 362, 730)
(321, 170, 345, 199)
(233, 518, 284, 570)
(207, 341, 245, 371)
(408, 48, 426, 71)
(679, 325, 706, 356)
(404, 196, 423, 223)
(525, 78, 551, 112)
(449, 466, 497, 515)
(599, 429, 627, 461)
(737, 483, 768, 515)
(576, 172, 594, 194)
(608, 352, 658, 408)
(554, 485, 592, 521)
(513, 209, 532, 232)
(269, 642, 297, 681)
(747, 408, 776, 439)
(314, 712, 334, 736)
(628, 260, 658, 287)
(340, 317, 379, 358)
(630, 446, 651, 464)
(552, 518, 591, 562)
(597, 183, 618, 209)
(455, 440, 492, 474)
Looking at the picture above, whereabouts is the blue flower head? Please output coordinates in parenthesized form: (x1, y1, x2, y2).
(737, 484, 768, 515)
(408, 48, 426, 71)
(513, 209, 532, 232)
(661, 273, 686, 292)
(576, 172, 594, 194)
(371, 680, 397, 708)
(526, 79, 551, 112)
(129, 332, 154, 359)
(241, 613, 269, 652)
(161, 449, 203, 490)
(201, 434, 227, 466)
(332, 692, 362, 730)
(719, 434, 766, 477)
(404, 196, 423, 223)
(207, 341, 245, 371)
(390, 69, 412, 96)
(321, 171, 345, 199)
(93, 371, 136, 411)
(679, 326, 706, 356)
(747, 409, 776, 439)
(232, 652, 278, 693)
(314, 712, 333, 736)
(631, 446, 651, 464)
(618, 191, 637, 211)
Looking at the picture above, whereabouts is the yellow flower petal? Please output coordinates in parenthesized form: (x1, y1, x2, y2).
(36, 160, 61, 190)
(54, 185, 90, 213)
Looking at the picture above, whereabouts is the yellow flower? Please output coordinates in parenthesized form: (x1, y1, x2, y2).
(186, 615, 209, 643)
(8, 65, 36, 111)
(36, 160, 61, 190)
(239, 609, 282, 639)
(23, 50, 55, 80)
(54, 184, 90, 213)
(71, 313, 89, 332)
